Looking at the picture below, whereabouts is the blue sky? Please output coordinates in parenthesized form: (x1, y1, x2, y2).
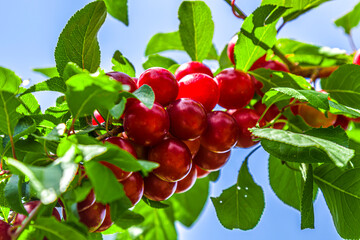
(0, 0, 358, 239)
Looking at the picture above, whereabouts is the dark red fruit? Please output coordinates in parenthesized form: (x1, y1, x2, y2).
(77, 190, 96, 212)
(200, 111, 239, 152)
(148, 138, 192, 182)
(138, 67, 178, 106)
(143, 173, 177, 201)
(120, 172, 144, 206)
(193, 146, 231, 171)
(183, 138, 201, 158)
(14, 201, 61, 226)
(124, 101, 169, 146)
(167, 98, 207, 140)
(215, 68, 254, 109)
(107, 72, 137, 93)
(196, 165, 210, 178)
(177, 73, 219, 112)
(176, 164, 197, 194)
(227, 35, 238, 65)
(232, 109, 266, 148)
(175, 61, 214, 81)
(0, 220, 11, 240)
(78, 202, 106, 232)
(95, 205, 112, 232)
(253, 100, 280, 122)
(333, 115, 350, 130)
(92, 110, 105, 126)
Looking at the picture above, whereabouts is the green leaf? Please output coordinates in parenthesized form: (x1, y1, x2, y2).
(142, 197, 169, 209)
(0, 91, 22, 138)
(17, 92, 41, 115)
(211, 159, 264, 230)
(4, 175, 28, 215)
(33, 67, 59, 78)
(132, 85, 155, 109)
(143, 55, 177, 70)
(111, 50, 135, 77)
(235, 5, 285, 71)
(104, 0, 128, 26)
(33, 217, 87, 240)
(263, 87, 329, 110)
(178, 1, 214, 62)
(170, 177, 209, 227)
(335, 2, 360, 35)
(21, 77, 66, 95)
(314, 164, 360, 239)
(321, 64, 360, 110)
(0, 66, 22, 93)
(300, 164, 314, 229)
(329, 100, 360, 117)
(65, 72, 122, 120)
(55, 1, 107, 76)
(305, 126, 349, 148)
(0, 180, 10, 221)
(250, 69, 311, 94)
(110, 97, 126, 119)
(113, 210, 145, 229)
(129, 201, 177, 240)
(145, 32, 184, 56)
(251, 128, 355, 167)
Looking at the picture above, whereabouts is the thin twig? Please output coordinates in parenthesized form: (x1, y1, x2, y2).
(349, 31, 357, 52)
(277, 21, 286, 33)
(223, 0, 247, 19)
(95, 126, 124, 141)
(10, 203, 42, 240)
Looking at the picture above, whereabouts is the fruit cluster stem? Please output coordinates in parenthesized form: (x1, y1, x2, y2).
(96, 126, 124, 141)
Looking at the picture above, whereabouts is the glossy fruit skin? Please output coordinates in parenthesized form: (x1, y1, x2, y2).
(92, 110, 105, 126)
(77, 190, 96, 212)
(174, 61, 214, 81)
(78, 202, 107, 232)
(177, 73, 219, 112)
(253, 100, 280, 122)
(95, 205, 113, 232)
(227, 34, 238, 65)
(143, 173, 177, 201)
(148, 138, 192, 182)
(167, 98, 207, 140)
(354, 50, 360, 65)
(138, 67, 178, 106)
(333, 115, 350, 130)
(119, 172, 144, 206)
(195, 165, 210, 178)
(175, 164, 197, 193)
(14, 201, 61, 226)
(107, 72, 138, 93)
(200, 111, 239, 152)
(124, 101, 169, 146)
(193, 146, 231, 171)
(0, 220, 11, 240)
(215, 68, 254, 109)
(182, 138, 201, 158)
(232, 109, 266, 148)
(298, 104, 337, 128)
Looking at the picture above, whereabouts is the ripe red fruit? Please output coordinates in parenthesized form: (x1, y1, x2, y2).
(167, 98, 207, 140)
(0, 220, 11, 240)
(253, 101, 280, 122)
(353, 50, 360, 65)
(137, 67, 178, 106)
(106, 72, 137, 93)
(195, 165, 210, 178)
(215, 69, 254, 109)
(333, 115, 350, 130)
(298, 105, 337, 128)
(78, 202, 106, 232)
(124, 101, 169, 146)
(77, 190, 96, 212)
(174, 61, 214, 81)
(182, 138, 201, 158)
(120, 172, 144, 206)
(148, 138, 192, 182)
(143, 173, 177, 201)
(193, 146, 231, 171)
(92, 110, 105, 126)
(227, 35, 238, 65)
(175, 164, 197, 194)
(95, 205, 112, 232)
(232, 109, 265, 148)
(177, 73, 219, 112)
(200, 111, 239, 152)
(14, 201, 61, 226)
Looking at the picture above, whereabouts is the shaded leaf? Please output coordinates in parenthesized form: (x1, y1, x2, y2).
(112, 50, 135, 77)
(33, 67, 59, 78)
(335, 2, 360, 34)
(104, 0, 128, 26)
(22, 77, 66, 95)
(0, 66, 21, 93)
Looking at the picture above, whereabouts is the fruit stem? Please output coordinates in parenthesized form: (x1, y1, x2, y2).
(223, 0, 247, 19)
(244, 145, 261, 161)
(348, 31, 357, 52)
(9, 134, 17, 160)
(96, 126, 124, 141)
(10, 202, 42, 240)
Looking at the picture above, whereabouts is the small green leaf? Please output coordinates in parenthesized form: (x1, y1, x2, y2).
(17, 92, 41, 115)
(110, 98, 126, 119)
(211, 159, 264, 230)
(0, 91, 22, 138)
(178, 1, 214, 62)
(113, 210, 145, 229)
(0, 66, 22, 93)
(132, 85, 155, 109)
(142, 197, 169, 209)
(55, 1, 107, 76)
(0, 180, 10, 221)
(143, 55, 177, 70)
(335, 2, 360, 35)
(104, 0, 128, 26)
(111, 50, 135, 77)
(33, 67, 59, 78)
(300, 164, 314, 229)
(145, 31, 184, 56)
(22, 77, 66, 95)
(4, 175, 28, 215)
(251, 128, 355, 167)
